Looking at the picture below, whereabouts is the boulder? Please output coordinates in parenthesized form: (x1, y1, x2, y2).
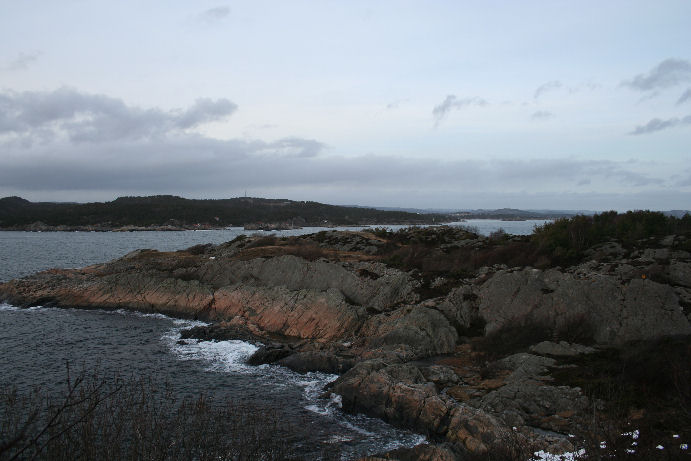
(278, 351, 355, 374)
(478, 268, 691, 344)
(359, 305, 458, 358)
(669, 261, 691, 287)
(437, 285, 481, 333)
(247, 344, 294, 365)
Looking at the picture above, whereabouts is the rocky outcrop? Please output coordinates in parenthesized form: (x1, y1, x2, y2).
(331, 360, 506, 453)
(197, 256, 419, 311)
(476, 267, 690, 343)
(331, 358, 574, 455)
(359, 305, 458, 358)
(469, 353, 589, 433)
(1, 229, 690, 460)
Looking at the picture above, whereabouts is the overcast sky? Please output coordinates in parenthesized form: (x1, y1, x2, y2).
(1, 1, 690, 211)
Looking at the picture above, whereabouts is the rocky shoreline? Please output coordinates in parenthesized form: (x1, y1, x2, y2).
(1, 226, 689, 460)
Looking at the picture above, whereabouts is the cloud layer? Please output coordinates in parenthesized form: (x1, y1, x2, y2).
(432, 95, 488, 126)
(630, 115, 691, 135)
(199, 6, 230, 23)
(0, 87, 686, 210)
(623, 58, 691, 92)
(0, 88, 237, 144)
(677, 88, 691, 105)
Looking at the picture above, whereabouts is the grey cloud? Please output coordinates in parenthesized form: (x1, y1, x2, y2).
(677, 88, 691, 105)
(200, 6, 230, 22)
(432, 95, 487, 126)
(0, 89, 676, 209)
(623, 58, 691, 92)
(175, 98, 238, 129)
(253, 137, 325, 158)
(531, 110, 554, 120)
(534, 80, 562, 99)
(0, 126, 666, 199)
(630, 115, 691, 135)
(1, 51, 42, 71)
(0, 88, 237, 142)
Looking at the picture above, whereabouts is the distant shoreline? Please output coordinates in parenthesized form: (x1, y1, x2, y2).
(0, 222, 443, 232)
(0, 218, 568, 233)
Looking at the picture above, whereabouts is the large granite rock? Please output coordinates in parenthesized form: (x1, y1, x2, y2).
(477, 267, 690, 344)
(359, 305, 458, 359)
(196, 255, 419, 311)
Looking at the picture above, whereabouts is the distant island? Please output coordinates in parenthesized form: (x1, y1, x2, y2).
(2, 195, 687, 232)
(0, 195, 449, 231)
(0, 195, 570, 232)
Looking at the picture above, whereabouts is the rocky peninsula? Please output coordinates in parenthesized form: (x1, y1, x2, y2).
(1, 213, 690, 460)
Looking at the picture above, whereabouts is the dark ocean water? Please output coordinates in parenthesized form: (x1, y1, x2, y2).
(0, 221, 546, 459)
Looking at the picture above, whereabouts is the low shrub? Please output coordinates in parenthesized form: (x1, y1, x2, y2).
(0, 368, 306, 461)
(290, 241, 328, 261)
(552, 335, 690, 456)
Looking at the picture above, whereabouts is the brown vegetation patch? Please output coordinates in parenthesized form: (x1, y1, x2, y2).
(232, 245, 290, 260)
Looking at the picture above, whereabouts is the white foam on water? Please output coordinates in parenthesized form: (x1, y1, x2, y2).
(531, 449, 586, 461)
(107, 308, 209, 328)
(0, 302, 20, 311)
(305, 391, 342, 417)
(111, 308, 170, 320)
(171, 337, 259, 373)
(172, 318, 208, 328)
(161, 328, 428, 457)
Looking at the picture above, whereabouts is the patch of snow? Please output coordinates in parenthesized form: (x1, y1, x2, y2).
(622, 429, 639, 439)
